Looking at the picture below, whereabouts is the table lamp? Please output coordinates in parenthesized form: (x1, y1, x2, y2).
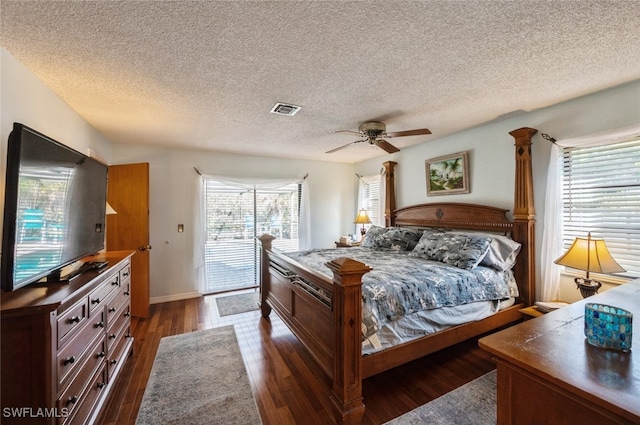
(554, 233, 626, 298)
(353, 209, 372, 238)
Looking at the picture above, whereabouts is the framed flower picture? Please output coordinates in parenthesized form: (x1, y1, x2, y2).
(425, 151, 470, 196)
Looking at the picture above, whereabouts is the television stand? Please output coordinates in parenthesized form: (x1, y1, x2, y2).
(1, 251, 134, 425)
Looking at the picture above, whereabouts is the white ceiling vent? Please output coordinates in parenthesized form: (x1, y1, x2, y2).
(270, 102, 302, 116)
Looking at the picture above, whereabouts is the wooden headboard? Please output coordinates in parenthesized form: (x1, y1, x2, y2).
(382, 127, 537, 306)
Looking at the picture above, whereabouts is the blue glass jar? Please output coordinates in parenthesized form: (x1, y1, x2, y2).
(584, 303, 633, 352)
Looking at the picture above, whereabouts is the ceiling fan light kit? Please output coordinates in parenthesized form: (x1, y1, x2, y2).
(327, 120, 431, 154)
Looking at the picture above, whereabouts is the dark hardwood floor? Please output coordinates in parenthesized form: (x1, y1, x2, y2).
(99, 292, 496, 425)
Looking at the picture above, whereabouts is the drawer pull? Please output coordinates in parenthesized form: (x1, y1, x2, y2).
(124, 312, 131, 317)
(97, 382, 106, 389)
(91, 298, 101, 305)
(125, 333, 132, 339)
(68, 316, 81, 324)
(110, 359, 117, 365)
(94, 321, 105, 328)
(124, 291, 130, 296)
(63, 356, 76, 365)
(67, 396, 78, 405)
(108, 307, 116, 313)
(111, 279, 119, 286)
(97, 351, 106, 358)
(109, 333, 117, 339)
(123, 271, 130, 277)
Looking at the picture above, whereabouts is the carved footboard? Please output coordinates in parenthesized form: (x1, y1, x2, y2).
(259, 234, 371, 425)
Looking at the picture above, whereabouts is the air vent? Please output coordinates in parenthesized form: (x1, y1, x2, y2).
(270, 102, 302, 116)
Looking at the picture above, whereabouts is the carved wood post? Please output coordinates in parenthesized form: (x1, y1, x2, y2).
(326, 257, 372, 425)
(510, 127, 537, 306)
(258, 234, 275, 317)
(383, 161, 397, 227)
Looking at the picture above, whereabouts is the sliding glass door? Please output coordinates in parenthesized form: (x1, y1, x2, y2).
(202, 179, 300, 293)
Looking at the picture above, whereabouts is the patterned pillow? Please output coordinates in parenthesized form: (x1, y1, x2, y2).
(409, 232, 492, 270)
(362, 226, 423, 251)
(361, 225, 386, 248)
(448, 231, 521, 271)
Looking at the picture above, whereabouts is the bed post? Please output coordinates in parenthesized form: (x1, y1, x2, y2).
(383, 161, 397, 227)
(510, 127, 537, 307)
(258, 234, 275, 317)
(326, 257, 372, 425)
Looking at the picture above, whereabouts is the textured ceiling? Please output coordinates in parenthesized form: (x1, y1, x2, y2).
(2, 1, 640, 163)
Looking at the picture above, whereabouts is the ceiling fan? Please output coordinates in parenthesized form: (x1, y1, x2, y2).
(327, 121, 432, 154)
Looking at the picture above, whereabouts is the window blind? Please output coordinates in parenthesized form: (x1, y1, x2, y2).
(363, 180, 381, 226)
(561, 138, 640, 278)
(203, 179, 300, 293)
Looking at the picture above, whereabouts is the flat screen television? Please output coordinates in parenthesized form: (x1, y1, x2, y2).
(1, 123, 108, 291)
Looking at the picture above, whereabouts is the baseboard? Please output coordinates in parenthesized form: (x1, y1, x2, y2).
(150, 291, 202, 304)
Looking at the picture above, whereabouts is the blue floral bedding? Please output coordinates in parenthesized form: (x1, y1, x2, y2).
(282, 247, 511, 338)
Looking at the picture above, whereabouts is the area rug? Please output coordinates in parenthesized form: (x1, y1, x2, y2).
(216, 292, 259, 317)
(135, 326, 262, 425)
(385, 370, 496, 425)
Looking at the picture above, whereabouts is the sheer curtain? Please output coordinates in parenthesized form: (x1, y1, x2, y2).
(540, 124, 640, 301)
(192, 172, 310, 294)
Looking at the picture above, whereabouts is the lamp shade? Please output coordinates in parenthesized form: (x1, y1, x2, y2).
(554, 233, 625, 275)
(353, 209, 372, 225)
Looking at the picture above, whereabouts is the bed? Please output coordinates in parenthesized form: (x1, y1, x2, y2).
(258, 127, 537, 424)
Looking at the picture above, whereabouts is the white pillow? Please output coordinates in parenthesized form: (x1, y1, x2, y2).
(448, 231, 521, 271)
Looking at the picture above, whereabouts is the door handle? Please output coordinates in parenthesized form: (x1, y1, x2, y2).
(138, 245, 152, 251)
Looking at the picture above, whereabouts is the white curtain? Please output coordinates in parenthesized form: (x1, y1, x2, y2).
(540, 124, 640, 301)
(193, 171, 310, 293)
(193, 174, 207, 293)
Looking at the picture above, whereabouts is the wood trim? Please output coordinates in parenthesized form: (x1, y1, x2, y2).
(383, 161, 397, 227)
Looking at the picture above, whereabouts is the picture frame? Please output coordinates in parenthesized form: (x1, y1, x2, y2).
(425, 151, 470, 196)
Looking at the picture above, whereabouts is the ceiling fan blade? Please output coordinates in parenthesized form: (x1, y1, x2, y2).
(335, 130, 363, 136)
(384, 128, 432, 138)
(326, 139, 366, 154)
(375, 139, 400, 154)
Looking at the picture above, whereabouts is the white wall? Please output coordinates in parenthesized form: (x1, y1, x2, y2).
(356, 80, 640, 301)
(0, 48, 113, 241)
(110, 144, 354, 302)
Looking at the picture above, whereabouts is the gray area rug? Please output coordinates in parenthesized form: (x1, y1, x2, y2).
(385, 370, 496, 425)
(216, 292, 259, 317)
(135, 326, 262, 425)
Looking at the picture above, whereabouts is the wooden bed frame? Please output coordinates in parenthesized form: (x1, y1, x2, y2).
(258, 127, 537, 424)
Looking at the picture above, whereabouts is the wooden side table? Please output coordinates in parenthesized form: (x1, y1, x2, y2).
(518, 305, 544, 320)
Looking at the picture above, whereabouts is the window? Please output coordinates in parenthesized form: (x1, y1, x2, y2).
(560, 137, 640, 278)
(202, 179, 301, 293)
(357, 175, 382, 235)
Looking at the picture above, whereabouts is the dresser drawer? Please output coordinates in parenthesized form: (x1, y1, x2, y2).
(57, 299, 89, 349)
(58, 364, 107, 425)
(88, 272, 120, 317)
(57, 312, 105, 390)
(105, 285, 130, 328)
(119, 262, 131, 284)
(107, 325, 132, 380)
(107, 304, 130, 352)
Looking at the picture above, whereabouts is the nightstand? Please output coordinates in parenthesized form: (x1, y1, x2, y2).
(520, 300, 570, 320)
(519, 305, 544, 320)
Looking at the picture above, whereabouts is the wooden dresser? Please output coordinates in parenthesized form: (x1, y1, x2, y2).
(480, 279, 640, 425)
(1, 251, 135, 425)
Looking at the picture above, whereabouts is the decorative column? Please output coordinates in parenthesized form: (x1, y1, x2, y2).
(326, 257, 372, 425)
(509, 127, 537, 307)
(383, 161, 397, 227)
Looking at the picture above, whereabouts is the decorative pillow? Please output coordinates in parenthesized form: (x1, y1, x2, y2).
(448, 231, 521, 271)
(362, 226, 423, 251)
(409, 232, 492, 270)
(361, 225, 385, 248)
